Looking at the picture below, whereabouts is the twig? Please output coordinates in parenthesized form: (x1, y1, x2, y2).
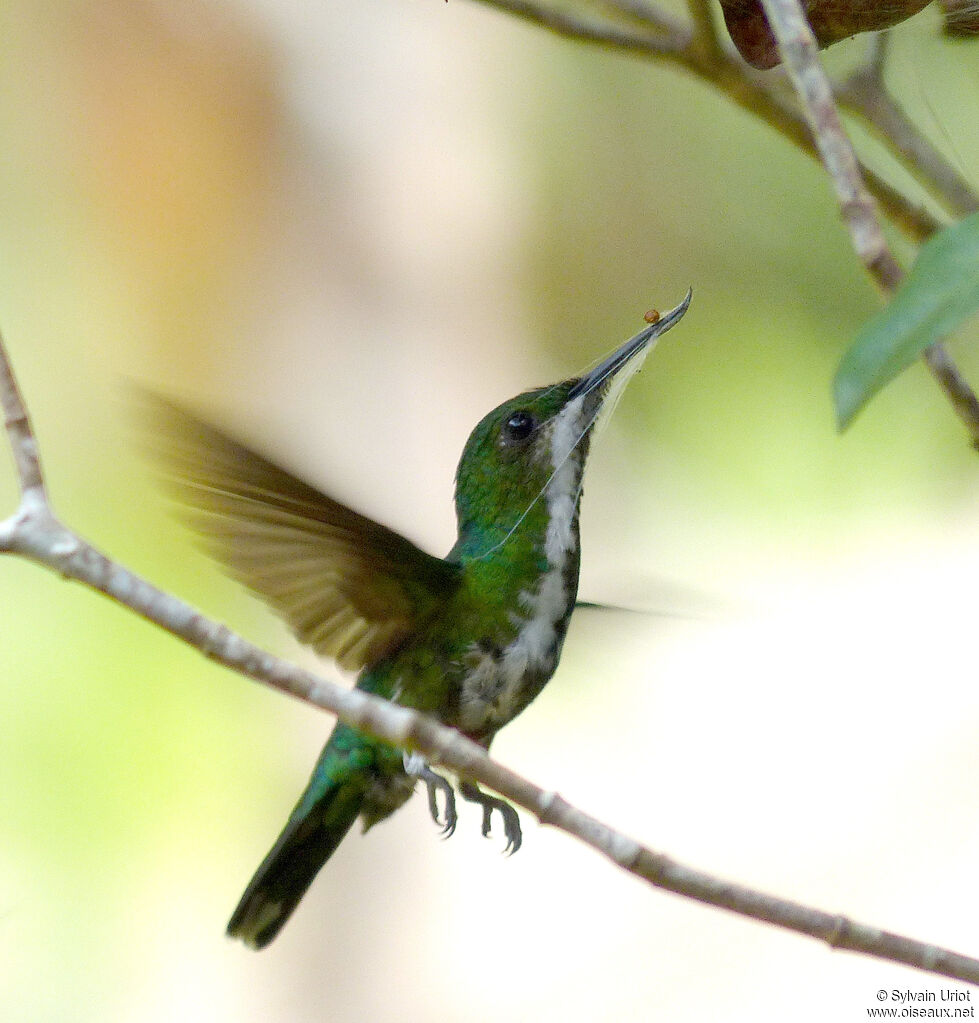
(707, 54, 941, 242)
(472, 0, 979, 436)
(469, 0, 941, 243)
(864, 27, 890, 75)
(601, 0, 686, 37)
(3, 335, 979, 982)
(758, 0, 979, 446)
(859, 163, 941, 243)
(467, 0, 975, 439)
(921, 345, 979, 450)
(469, 0, 689, 52)
(758, 0, 903, 288)
(684, 0, 724, 61)
(0, 329, 45, 500)
(837, 46, 979, 220)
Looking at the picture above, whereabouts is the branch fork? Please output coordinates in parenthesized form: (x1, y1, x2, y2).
(471, 0, 979, 443)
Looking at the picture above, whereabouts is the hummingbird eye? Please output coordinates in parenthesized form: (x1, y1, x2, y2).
(501, 411, 536, 445)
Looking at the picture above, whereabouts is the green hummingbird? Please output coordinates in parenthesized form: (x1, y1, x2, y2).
(149, 292, 690, 949)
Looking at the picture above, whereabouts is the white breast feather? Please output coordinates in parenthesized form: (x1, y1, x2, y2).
(460, 395, 587, 731)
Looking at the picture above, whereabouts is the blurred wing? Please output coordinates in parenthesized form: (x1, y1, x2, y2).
(143, 395, 460, 671)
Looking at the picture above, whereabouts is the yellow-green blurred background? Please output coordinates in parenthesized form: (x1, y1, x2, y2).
(2, 2, 979, 1020)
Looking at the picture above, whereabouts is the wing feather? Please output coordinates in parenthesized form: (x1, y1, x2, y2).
(143, 395, 459, 671)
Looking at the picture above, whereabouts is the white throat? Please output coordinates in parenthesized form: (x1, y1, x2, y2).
(457, 394, 589, 734)
(503, 393, 588, 679)
(542, 393, 587, 565)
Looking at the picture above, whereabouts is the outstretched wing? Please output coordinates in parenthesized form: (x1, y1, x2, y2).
(143, 395, 460, 672)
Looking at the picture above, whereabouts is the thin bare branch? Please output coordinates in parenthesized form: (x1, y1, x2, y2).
(469, 0, 689, 52)
(758, 0, 979, 446)
(706, 54, 941, 242)
(838, 55, 979, 220)
(758, 0, 902, 287)
(601, 0, 686, 36)
(861, 164, 942, 243)
(3, 331, 979, 982)
(684, 0, 725, 61)
(469, 0, 973, 440)
(922, 344, 979, 449)
(0, 329, 45, 501)
(864, 27, 889, 75)
(470, 0, 941, 244)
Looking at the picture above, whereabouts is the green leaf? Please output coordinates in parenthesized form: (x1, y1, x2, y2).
(834, 212, 979, 431)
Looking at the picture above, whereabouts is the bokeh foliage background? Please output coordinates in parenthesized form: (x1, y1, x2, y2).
(2, 1, 979, 1020)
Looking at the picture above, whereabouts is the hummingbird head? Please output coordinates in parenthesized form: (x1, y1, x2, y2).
(452, 291, 690, 562)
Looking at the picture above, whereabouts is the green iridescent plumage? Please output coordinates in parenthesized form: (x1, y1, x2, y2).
(149, 293, 690, 949)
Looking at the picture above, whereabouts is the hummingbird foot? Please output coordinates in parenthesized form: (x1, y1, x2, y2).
(404, 752, 458, 837)
(459, 781, 522, 854)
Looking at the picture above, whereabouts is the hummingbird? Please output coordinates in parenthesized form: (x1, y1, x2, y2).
(149, 292, 690, 949)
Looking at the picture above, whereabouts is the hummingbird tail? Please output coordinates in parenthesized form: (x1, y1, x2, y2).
(227, 772, 367, 950)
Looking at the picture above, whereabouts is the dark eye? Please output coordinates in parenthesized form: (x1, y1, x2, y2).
(501, 411, 536, 444)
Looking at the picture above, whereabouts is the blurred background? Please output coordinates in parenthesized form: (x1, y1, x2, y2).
(1, 1, 978, 1020)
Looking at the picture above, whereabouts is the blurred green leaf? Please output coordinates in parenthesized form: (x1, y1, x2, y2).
(834, 212, 979, 431)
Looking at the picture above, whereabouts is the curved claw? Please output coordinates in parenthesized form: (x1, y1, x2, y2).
(404, 753, 458, 838)
(426, 769, 457, 837)
(496, 800, 522, 856)
(460, 781, 522, 854)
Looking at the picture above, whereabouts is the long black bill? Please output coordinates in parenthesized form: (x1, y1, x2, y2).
(567, 288, 692, 400)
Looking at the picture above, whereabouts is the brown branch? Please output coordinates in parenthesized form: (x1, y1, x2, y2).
(3, 330, 979, 982)
(758, 0, 904, 288)
(471, 0, 979, 438)
(601, 0, 686, 36)
(837, 48, 979, 220)
(684, 0, 725, 61)
(469, 0, 941, 243)
(921, 344, 979, 450)
(759, 0, 979, 446)
(860, 162, 943, 244)
(708, 53, 942, 242)
(469, 0, 689, 52)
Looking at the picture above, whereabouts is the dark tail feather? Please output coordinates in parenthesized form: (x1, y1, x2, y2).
(227, 778, 366, 949)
